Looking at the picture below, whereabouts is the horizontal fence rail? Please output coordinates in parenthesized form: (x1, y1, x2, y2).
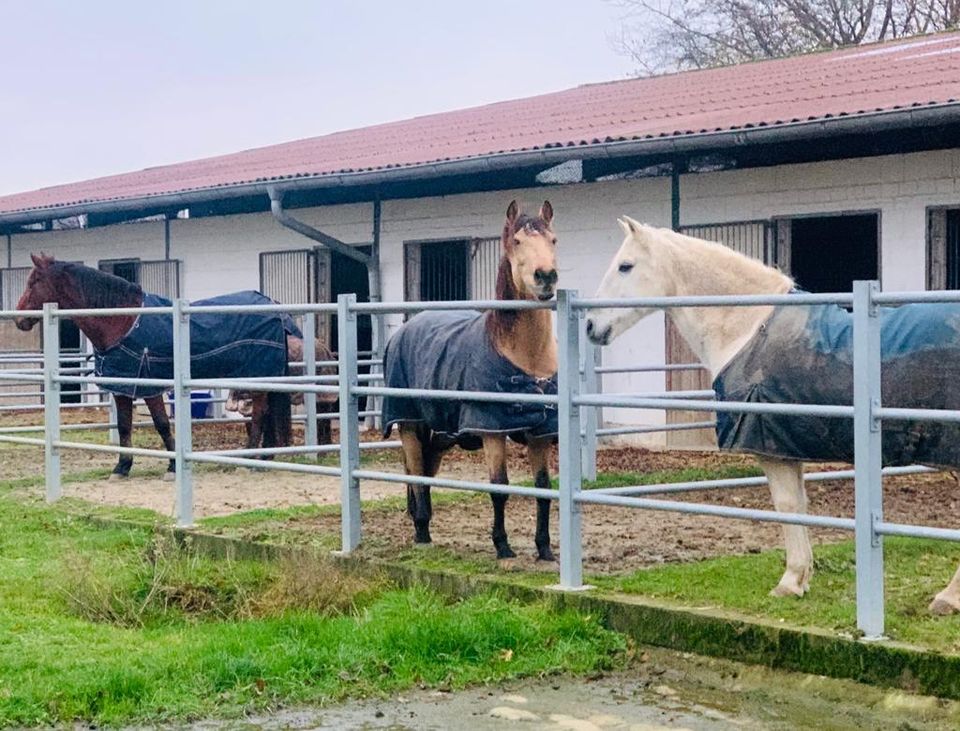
(4, 283, 959, 640)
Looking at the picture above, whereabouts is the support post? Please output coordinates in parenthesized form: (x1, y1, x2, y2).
(172, 298, 194, 528)
(107, 396, 119, 445)
(42, 303, 61, 502)
(556, 289, 585, 589)
(302, 311, 319, 458)
(853, 280, 884, 638)
(671, 159, 686, 232)
(580, 323, 599, 482)
(338, 293, 361, 552)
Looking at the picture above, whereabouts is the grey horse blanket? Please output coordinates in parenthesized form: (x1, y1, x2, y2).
(714, 300, 960, 466)
(381, 310, 558, 449)
(95, 291, 300, 398)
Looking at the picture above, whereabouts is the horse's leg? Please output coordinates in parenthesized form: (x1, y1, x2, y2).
(761, 457, 813, 597)
(400, 423, 432, 544)
(930, 565, 960, 615)
(108, 395, 135, 480)
(316, 398, 333, 445)
(144, 395, 176, 480)
(245, 393, 268, 452)
(483, 434, 515, 559)
(527, 437, 555, 561)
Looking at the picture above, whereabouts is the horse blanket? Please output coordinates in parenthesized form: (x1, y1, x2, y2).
(714, 300, 960, 467)
(381, 310, 558, 449)
(95, 291, 300, 398)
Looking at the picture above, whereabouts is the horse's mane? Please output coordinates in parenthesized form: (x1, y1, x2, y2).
(659, 227, 794, 294)
(58, 262, 143, 308)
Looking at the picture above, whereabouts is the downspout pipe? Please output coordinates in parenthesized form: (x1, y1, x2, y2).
(268, 188, 372, 266)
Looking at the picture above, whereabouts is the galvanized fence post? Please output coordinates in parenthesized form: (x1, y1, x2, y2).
(107, 397, 119, 445)
(42, 303, 61, 502)
(580, 325, 599, 483)
(302, 312, 319, 459)
(556, 289, 585, 589)
(853, 279, 885, 638)
(338, 293, 361, 552)
(172, 298, 194, 528)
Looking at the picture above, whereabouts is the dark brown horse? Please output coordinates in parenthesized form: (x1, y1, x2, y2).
(14, 254, 294, 480)
(382, 201, 559, 561)
(226, 336, 339, 447)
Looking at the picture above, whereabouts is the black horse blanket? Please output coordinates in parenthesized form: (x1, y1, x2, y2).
(381, 310, 558, 449)
(714, 300, 960, 467)
(95, 291, 300, 398)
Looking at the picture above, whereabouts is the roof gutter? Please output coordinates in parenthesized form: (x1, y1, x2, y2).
(3, 102, 959, 228)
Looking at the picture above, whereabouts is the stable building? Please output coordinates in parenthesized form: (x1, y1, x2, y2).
(1, 32, 959, 444)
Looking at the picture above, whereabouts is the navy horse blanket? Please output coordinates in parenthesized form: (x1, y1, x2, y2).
(381, 310, 558, 449)
(95, 291, 300, 398)
(714, 300, 960, 467)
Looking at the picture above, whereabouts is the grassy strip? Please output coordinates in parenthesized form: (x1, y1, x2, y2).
(0, 494, 625, 726)
(591, 537, 960, 651)
(517, 464, 764, 491)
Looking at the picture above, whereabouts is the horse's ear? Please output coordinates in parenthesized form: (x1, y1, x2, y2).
(618, 216, 644, 238)
(539, 201, 553, 226)
(506, 200, 520, 225)
(31, 252, 53, 269)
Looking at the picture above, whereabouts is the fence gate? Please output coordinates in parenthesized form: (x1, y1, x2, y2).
(259, 248, 331, 345)
(668, 221, 774, 448)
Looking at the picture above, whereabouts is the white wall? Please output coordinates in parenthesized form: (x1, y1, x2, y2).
(10, 148, 960, 438)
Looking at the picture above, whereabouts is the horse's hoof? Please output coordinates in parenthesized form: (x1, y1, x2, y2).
(108, 472, 128, 481)
(498, 558, 519, 571)
(536, 548, 557, 562)
(411, 541, 434, 550)
(496, 546, 517, 560)
(770, 582, 805, 598)
(929, 593, 960, 616)
(162, 471, 176, 483)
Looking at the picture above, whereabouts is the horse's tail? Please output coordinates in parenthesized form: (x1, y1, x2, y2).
(263, 391, 293, 448)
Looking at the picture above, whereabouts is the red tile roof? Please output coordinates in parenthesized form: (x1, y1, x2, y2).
(3, 32, 960, 218)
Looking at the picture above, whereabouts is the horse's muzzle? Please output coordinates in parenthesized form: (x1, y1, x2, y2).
(585, 319, 611, 345)
(14, 316, 38, 332)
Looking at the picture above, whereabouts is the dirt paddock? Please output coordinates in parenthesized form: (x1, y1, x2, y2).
(5, 418, 960, 573)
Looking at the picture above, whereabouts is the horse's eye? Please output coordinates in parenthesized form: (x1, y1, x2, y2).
(513, 238, 521, 246)
(551, 238, 558, 245)
(618, 262, 635, 274)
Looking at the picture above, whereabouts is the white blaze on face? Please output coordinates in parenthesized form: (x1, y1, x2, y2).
(586, 216, 667, 345)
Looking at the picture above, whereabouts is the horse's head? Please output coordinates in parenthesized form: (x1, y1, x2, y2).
(14, 253, 62, 331)
(586, 216, 671, 346)
(500, 199, 558, 302)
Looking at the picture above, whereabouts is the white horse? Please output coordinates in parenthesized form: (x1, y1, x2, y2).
(585, 216, 960, 615)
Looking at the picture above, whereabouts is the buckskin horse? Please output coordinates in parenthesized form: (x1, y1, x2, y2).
(382, 200, 559, 561)
(587, 216, 960, 615)
(15, 254, 312, 480)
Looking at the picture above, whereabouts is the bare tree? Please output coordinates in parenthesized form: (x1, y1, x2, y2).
(611, 0, 960, 74)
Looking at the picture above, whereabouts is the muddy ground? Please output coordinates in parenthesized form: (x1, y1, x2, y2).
(4, 413, 960, 573)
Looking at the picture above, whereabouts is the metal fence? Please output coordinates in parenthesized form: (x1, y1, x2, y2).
(4, 283, 960, 639)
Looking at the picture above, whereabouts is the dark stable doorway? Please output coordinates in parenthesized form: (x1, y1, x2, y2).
(789, 214, 879, 293)
(329, 248, 372, 410)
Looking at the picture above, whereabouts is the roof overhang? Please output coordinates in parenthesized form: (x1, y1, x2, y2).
(3, 102, 960, 232)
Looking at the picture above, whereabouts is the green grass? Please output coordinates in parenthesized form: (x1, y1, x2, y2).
(592, 537, 960, 650)
(518, 464, 764, 491)
(0, 491, 625, 726)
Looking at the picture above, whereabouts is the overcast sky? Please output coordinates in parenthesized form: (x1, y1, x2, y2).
(0, 1, 633, 196)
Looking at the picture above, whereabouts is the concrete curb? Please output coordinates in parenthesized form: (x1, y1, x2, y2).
(85, 515, 960, 701)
